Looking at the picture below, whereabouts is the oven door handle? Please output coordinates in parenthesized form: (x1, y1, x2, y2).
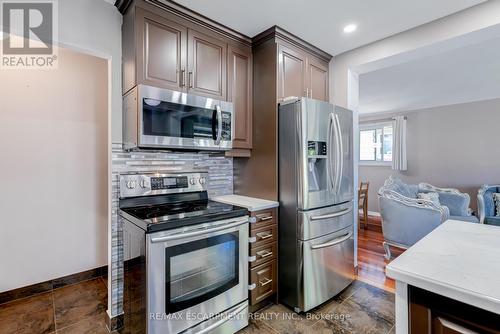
(191, 302, 247, 334)
(150, 217, 248, 243)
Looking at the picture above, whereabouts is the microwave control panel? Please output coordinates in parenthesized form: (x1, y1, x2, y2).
(221, 111, 232, 140)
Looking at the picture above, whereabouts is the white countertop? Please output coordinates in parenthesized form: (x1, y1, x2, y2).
(212, 194, 279, 212)
(387, 220, 500, 314)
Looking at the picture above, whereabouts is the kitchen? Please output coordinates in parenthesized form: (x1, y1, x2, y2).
(115, 0, 354, 332)
(1, 1, 500, 334)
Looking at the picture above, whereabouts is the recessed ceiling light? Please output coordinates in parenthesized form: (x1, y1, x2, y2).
(343, 24, 357, 33)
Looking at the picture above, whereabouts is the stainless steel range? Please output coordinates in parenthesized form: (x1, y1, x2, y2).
(119, 172, 249, 334)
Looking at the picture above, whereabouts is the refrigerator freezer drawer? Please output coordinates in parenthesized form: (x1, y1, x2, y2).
(300, 226, 355, 312)
(298, 201, 353, 240)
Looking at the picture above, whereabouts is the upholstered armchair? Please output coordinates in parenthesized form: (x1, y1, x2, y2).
(478, 185, 500, 226)
(378, 177, 477, 259)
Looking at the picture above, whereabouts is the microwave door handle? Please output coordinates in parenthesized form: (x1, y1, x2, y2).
(215, 105, 222, 145)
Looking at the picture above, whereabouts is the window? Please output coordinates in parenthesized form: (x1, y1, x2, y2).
(359, 122, 393, 164)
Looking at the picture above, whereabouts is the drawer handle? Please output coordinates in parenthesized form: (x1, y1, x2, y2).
(256, 232, 273, 240)
(310, 231, 352, 250)
(258, 215, 273, 222)
(259, 278, 273, 286)
(257, 250, 273, 258)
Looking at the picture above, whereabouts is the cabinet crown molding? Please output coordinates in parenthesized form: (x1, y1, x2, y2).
(119, 0, 252, 46)
(252, 26, 332, 63)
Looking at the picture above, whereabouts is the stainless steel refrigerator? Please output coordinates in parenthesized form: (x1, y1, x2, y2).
(278, 98, 355, 312)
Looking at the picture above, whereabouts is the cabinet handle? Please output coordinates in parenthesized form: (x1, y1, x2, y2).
(259, 278, 273, 286)
(256, 232, 273, 240)
(257, 250, 273, 258)
(188, 71, 193, 88)
(180, 69, 185, 87)
(257, 215, 273, 222)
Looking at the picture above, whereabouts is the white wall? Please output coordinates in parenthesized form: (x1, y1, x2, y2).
(359, 98, 500, 213)
(58, 0, 122, 143)
(0, 0, 122, 292)
(332, 0, 500, 108)
(0, 47, 108, 292)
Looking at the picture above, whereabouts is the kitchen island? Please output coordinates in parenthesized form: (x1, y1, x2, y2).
(386, 220, 500, 333)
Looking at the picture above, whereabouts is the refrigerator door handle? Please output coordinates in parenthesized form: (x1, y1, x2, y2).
(310, 207, 352, 221)
(334, 114, 343, 194)
(310, 231, 353, 250)
(328, 113, 336, 191)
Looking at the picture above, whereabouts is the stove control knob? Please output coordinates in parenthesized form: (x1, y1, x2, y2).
(140, 180, 147, 189)
(199, 177, 206, 185)
(126, 180, 136, 189)
(189, 178, 196, 185)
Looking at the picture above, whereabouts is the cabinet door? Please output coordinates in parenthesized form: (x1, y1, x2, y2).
(228, 45, 252, 149)
(278, 44, 307, 100)
(137, 8, 187, 91)
(188, 29, 227, 100)
(307, 57, 329, 101)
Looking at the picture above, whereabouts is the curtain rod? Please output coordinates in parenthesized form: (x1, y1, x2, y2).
(359, 116, 407, 124)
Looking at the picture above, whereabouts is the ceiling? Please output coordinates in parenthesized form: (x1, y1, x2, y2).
(171, 0, 485, 55)
(359, 36, 500, 114)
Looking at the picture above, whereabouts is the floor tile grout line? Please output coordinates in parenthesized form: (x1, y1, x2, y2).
(0, 288, 54, 307)
(51, 290, 58, 332)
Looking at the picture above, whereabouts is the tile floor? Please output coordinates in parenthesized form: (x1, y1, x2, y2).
(0, 277, 109, 334)
(0, 278, 393, 334)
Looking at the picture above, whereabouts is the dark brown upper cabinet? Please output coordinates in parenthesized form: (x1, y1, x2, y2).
(278, 44, 307, 100)
(307, 56, 329, 102)
(228, 44, 253, 149)
(277, 43, 329, 102)
(187, 29, 227, 100)
(136, 8, 187, 92)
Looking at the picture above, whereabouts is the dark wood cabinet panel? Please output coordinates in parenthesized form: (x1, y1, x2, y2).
(250, 242, 277, 268)
(307, 57, 329, 102)
(228, 45, 253, 149)
(409, 286, 500, 334)
(188, 29, 227, 100)
(136, 8, 187, 91)
(249, 260, 277, 305)
(278, 44, 307, 100)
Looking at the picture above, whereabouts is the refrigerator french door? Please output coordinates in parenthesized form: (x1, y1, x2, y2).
(278, 98, 355, 312)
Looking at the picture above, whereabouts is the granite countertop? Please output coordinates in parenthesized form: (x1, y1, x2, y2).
(212, 194, 279, 212)
(386, 220, 500, 314)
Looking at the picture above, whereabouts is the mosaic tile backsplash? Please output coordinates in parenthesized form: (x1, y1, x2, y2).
(109, 143, 233, 317)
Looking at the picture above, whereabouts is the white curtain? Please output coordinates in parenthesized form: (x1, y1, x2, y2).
(392, 116, 407, 171)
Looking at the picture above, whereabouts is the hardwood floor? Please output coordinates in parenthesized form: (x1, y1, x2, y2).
(356, 216, 404, 292)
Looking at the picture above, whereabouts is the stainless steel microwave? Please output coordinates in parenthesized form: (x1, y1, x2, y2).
(123, 85, 234, 151)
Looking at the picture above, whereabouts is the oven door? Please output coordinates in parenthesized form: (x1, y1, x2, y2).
(146, 216, 248, 334)
(138, 85, 233, 151)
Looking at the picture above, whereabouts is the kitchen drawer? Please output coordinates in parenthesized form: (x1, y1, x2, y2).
(250, 224, 277, 247)
(249, 260, 277, 305)
(250, 208, 277, 230)
(249, 242, 277, 268)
